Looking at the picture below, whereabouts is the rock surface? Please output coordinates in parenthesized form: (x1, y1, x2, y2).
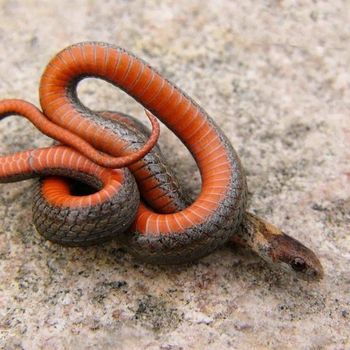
(0, 1, 349, 349)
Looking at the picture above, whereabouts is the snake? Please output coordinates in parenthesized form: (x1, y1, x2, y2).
(0, 42, 323, 281)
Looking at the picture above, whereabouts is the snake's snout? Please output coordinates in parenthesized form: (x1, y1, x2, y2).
(289, 254, 324, 281)
(270, 233, 324, 281)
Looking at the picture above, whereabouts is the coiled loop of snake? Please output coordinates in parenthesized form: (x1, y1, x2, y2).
(1, 42, 246, 264)
(39, 42, 247, 263)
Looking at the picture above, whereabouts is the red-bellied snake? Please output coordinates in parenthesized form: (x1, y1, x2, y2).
(0, 42, 323, 281)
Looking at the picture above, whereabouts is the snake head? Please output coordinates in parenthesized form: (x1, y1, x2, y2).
(239, 213, 324, 281)
(269, 233, 324, 281)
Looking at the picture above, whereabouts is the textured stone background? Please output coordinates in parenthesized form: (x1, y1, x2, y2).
(0, 1, 349, 349)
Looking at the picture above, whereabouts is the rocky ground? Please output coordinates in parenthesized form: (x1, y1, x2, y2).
(0, 1, 349, 349)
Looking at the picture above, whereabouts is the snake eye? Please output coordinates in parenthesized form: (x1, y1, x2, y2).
(291, 257, 307, 272)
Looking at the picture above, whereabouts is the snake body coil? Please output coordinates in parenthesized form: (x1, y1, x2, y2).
(0, 42, 323, 280)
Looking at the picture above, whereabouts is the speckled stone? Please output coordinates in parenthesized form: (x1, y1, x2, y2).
(0, 1, 349, 349)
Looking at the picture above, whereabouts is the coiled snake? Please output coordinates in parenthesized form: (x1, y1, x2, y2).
(0, 42, 323, 281)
